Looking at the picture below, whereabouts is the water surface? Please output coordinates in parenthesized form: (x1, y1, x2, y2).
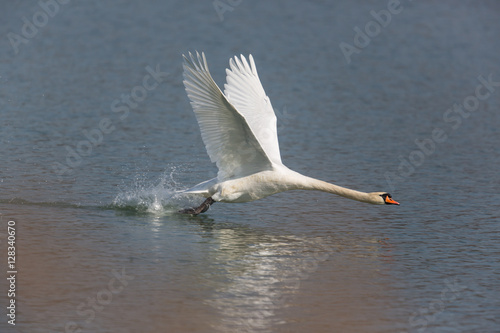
(1, 1, 499, 332)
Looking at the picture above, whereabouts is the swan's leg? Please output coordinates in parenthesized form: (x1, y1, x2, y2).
(178, 197, 215, 215)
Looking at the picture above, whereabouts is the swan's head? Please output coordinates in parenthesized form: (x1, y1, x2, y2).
(369, 192, 400, 205)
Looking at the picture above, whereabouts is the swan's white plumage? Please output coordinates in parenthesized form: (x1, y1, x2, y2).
(183, 52, 273, 181)
(224, 54, 282, 166)
(180, 52, 399, 207)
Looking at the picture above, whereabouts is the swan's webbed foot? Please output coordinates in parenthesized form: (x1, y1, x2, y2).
(178, 197, 215, 215)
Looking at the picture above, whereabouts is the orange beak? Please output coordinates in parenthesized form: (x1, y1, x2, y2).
(385, 196, 400, 205)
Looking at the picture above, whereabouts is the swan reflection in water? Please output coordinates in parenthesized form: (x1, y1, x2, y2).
(180, 218, 392, 332)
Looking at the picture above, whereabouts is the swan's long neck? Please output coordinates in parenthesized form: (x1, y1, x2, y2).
(291, 172, 376, 204)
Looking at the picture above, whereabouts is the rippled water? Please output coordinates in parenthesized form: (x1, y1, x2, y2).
(1, 1, 499, 332)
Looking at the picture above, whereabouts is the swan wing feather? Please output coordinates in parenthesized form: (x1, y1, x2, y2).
(182, 52, 273, 180)
(224, 54, 283, 166)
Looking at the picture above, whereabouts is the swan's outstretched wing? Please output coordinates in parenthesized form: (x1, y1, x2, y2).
(224, 55, 282, 166)
(183, 52, 273, 180)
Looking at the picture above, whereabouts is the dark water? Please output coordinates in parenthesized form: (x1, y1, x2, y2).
(1, 1, 499, 332)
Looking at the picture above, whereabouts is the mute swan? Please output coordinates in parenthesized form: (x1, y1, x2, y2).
(179, 52, 399, 215)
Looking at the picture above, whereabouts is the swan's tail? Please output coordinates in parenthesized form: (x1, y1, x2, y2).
(178, 177, 218, 196)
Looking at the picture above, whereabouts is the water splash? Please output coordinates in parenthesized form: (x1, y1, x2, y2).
(112, 166, 195, 215)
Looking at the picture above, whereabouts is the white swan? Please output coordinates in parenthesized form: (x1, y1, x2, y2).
(179, 52, 399, 214)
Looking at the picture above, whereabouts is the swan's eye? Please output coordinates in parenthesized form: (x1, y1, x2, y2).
(381, 193, 400, 205)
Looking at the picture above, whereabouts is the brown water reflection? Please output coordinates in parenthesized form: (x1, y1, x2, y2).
(6, 202, 401, 333)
